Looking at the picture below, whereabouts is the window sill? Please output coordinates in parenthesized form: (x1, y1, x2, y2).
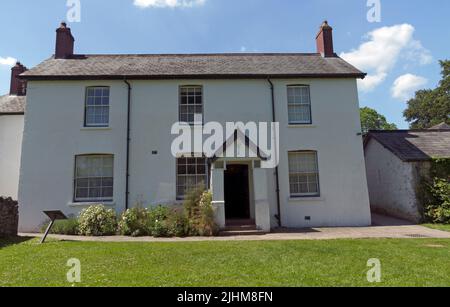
(81, 127, 111, 131)
(68, 202, 116, 208)
(178, 123, 204, 127)
(288, 196, 324, 203)
(287, 124, 316, 128)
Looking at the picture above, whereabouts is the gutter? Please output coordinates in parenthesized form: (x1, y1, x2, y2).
(267, 78, 282, 228)
(123, 79, 132, 210)
(0, 112, 25, 116)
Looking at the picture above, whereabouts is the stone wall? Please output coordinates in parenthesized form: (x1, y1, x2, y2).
(0, 197, 19, 237)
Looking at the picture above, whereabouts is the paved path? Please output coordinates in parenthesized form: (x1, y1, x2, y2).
(20, 214, 450, 243)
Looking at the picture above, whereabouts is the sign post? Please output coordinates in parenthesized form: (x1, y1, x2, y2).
(40, 211, 68, 244)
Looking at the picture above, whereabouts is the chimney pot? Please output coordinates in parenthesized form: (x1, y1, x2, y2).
(55, 22, 75, 59)
(10, 62, 28, 96)
(316, 20, 335, 57)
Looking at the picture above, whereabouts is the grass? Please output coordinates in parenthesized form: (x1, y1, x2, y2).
(0, 237, 449, 287)
(423, 224, 450, 232)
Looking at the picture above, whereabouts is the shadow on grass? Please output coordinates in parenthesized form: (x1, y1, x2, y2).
(0, 236, 35, 249)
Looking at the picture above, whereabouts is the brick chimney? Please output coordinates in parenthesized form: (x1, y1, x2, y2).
(55, 22, 75, 59)
(316, 21, 335, 57)
(10, 62, 27, 96)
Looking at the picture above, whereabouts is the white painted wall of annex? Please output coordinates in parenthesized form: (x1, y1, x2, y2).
(364, 138, 421, 222)
(0, 115, 24, 199)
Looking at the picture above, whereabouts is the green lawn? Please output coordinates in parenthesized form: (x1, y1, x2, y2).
(1, 237, 449, 287)
(423, 224, 450, 232)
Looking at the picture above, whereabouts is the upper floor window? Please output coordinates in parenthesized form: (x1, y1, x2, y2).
(74, 154, 114, 202)
(179, 86, 203, 124)
(85, 87, 110, 127)
(176, 156, 208, 199)
(288, 151, 320, 197)
(287, 85, 312, 125)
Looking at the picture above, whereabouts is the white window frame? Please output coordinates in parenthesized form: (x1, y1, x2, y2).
(176, 156, 208, 200)
(288, 151, 320, 197)
(287, 85, 312, 125)
(74, 154, 114, 202)
(85, 86, 110, 127)
(179, 86, 203, 125)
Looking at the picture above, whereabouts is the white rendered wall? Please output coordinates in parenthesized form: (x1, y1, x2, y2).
(0, 115, 24, 199)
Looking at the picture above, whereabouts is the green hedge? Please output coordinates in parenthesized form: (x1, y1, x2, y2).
(422, 158, 450, 224)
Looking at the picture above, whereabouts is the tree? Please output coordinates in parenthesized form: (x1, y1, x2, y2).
(404, 60, 450, 129)
(360, 107, 397, 134)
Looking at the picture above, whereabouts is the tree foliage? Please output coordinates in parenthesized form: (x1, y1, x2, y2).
(404, 60, 450, 129)
(360, 107, 397, 133)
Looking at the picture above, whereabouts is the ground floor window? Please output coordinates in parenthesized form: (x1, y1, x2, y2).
(74, 155, 114, 202)
(288, 151, 320, 197)
(176, 157, 208, 199)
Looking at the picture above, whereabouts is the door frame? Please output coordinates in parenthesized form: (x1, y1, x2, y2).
(223, 161, 255, 223)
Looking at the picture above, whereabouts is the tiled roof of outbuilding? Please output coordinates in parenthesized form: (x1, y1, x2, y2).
(0, 95, 26, 114)
(365, 130, 450, 162)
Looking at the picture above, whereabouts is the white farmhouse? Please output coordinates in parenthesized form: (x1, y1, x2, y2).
(17, 22, 371, 232)
(0, 63, 27, 200)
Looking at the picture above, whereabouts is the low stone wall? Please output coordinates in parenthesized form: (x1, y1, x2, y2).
(0, 197, 19, 237)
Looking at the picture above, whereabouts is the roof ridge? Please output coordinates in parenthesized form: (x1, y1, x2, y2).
(69, 53, 322, 57)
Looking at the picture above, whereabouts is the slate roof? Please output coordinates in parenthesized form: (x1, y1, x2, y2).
(20, 53, 366, 80)
(430, 122, 450, 130)
(0, 95, 26, 115)
(365, 130, 450, 162)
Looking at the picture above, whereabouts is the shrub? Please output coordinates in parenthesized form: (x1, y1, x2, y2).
(144, 205, 189, 237)
(184, 186, 219, 237)
(78, 205, 118, 236)
(165, 209, 189, 237)
(118, 207, 151, 237)
(148, 205, 171, 237)
(424, 178, 450, 224)
(40, 218, 79, 235)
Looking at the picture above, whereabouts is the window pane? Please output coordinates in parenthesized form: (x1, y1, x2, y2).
(176, 156, 207, 198)
(102, 187, 113, 198)
(85, 87, 110, 126)
(288, 86, 311, 124)
(77, 178, 89, 188)
(179, 86, 203, 124)
(76, 188, 88, 199)
(288, 152, 319, 196)
(75, 155, 114, 201)
(89, 188, 101, 199)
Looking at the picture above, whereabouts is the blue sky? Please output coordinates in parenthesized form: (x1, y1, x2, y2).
(0, 0, 448, 128)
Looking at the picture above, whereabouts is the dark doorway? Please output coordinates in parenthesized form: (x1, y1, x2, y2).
(224, 164, 250, 220)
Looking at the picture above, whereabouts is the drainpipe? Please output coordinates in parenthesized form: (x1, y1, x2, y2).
(267, 78, 282, 227)
(123, 79, 132, 210)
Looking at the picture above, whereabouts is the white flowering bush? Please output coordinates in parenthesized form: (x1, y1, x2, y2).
(118, 207, 152, 237)
(78, 205, 118, 236)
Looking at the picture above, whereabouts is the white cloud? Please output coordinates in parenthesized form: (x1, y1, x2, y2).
(340, 24, 432, 92)
(0, 56, 17, 67)
(133, 0, 206, 8)
(391, 74, 428, 101)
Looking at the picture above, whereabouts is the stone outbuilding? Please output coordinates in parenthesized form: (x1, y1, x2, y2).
(364, 125, 450, 222)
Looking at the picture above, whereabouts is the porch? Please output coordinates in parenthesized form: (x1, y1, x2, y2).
(210, 159, 271, 232)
